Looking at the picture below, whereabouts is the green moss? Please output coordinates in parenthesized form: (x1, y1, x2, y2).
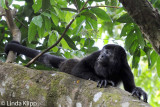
(46, 75, 67, 107)
(29, 83, 42, 97)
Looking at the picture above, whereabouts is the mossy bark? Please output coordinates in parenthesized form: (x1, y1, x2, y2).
(0, 62, 152, 107)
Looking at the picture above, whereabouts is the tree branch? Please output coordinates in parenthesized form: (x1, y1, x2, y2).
(83, 5, 121, 10)
(61, 5, 121, 13)
(25, 0, 90, 67)
(4, 0, 21, 63)
(0, 62, 152, 107)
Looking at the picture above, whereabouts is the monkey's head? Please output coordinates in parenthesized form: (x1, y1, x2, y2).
(97, 44, 127, 66)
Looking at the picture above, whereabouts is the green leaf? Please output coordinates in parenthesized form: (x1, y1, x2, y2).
(86, 17, 97, 30)
(117, 13, 133, 23)
(111, 0, 117, 6)
(73, 16, 85, 34)
(125, 32, 137, 50)
(0, 0, 7, 9)
(81, 11, 97, 21)
(54, 7, 64, 20)
(135, 26, 145, 49)
(42, 0, 50, 11)
(42, 12, 51, 18)
(150, 51, 159, 68)
(32, 15, 43, 28)
(44, 17, 51, 31)
(51, 12, 59, 26)
(8, 0, 13, 6)
(61, 38, 71, 49)
(48, 33, 58, 52)
(91, 8, 111, 22)
(28, 22, 37, 43)
(50, 0, 56, 6)
(63, 35, 77, 50)
(156, 57, 160, 77)
(37, 24, 45, 38)
(32, 0, 42, 13)
(84, 38, 95, 47)
(132, 49, 140, 68)
(87, 47, 99, 53)
(143, 47, 151, 67)
(129, 41, 139, 55)
(12, 4, 21, 9)
(120, 23, 133, 37)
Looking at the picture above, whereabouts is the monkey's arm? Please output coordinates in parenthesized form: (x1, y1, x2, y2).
(71, 51, 101, 81)
(121, 65, 148, 102)
(5, 41, 66, 68)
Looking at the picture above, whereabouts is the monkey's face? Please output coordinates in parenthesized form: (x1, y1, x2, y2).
(97, 48, 114, 66)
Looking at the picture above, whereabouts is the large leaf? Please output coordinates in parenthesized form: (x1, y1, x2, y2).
(32, 0, 42, 13)
(117, 13, 134, 23)
(84, 38, 95, 47)
(61, 38, 71, 49)
(150, 50, 159, 69)
(44, 17, 51, 31)
(32, 15, 43, 28)
(91, 8, 111, 22)
(143, 47, 151, 67)
(86, 17, 97, 30)
(125, 32, 137, 51)
(42, 12, 51, 18)
(63, 35, 77, 50)
(136, 28, 145, 49)
(120, 23, 133, 37)
(73, 16, 85, 34)
(156, 57, 160, 77)
(81, 11, 97, 21)
(48, 33, 58, 52)
(28, 22, 37, 43)
(37, 24, 45, 38)
(86, 47, 99, 53)
(42, 0, 50, 11)
(129, 41, 139, 55)
(51, 12, 59, 26)
(132, 49, 140, 68)
(50, 0, 56, 6)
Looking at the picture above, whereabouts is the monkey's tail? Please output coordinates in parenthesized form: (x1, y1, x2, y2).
(5, 41, 66, 68)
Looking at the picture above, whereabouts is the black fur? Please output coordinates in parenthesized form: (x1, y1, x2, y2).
(5, 41, 148, 102)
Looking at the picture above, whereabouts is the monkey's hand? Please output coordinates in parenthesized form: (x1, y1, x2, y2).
(97, 80, 115, 88)
(5, 41, 20, 55)
(132, 87, 148, 103)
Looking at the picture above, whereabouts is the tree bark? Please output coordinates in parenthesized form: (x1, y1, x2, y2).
(119, 0, 160, 54)
(0, 62, 152, 107)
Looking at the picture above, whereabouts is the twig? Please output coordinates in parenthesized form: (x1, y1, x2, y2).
(25, 0, 89, 67)
(61, 5, 121, 13)
(84, 5, 121, 9)
(15, 17, 28, 29)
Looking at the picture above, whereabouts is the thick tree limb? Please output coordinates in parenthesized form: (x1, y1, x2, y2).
(0, 62, 152, 107)
(119, 0, 160, 54)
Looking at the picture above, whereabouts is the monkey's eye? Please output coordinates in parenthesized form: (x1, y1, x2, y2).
(105, 49, 111, 56)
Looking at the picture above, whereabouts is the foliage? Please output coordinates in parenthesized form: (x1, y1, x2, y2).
(0, 0, 160, 106)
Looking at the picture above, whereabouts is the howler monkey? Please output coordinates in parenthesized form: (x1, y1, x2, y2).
(5, 41, 147, 102)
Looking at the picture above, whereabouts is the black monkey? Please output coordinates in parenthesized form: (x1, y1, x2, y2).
(5, 41, 147, 102)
